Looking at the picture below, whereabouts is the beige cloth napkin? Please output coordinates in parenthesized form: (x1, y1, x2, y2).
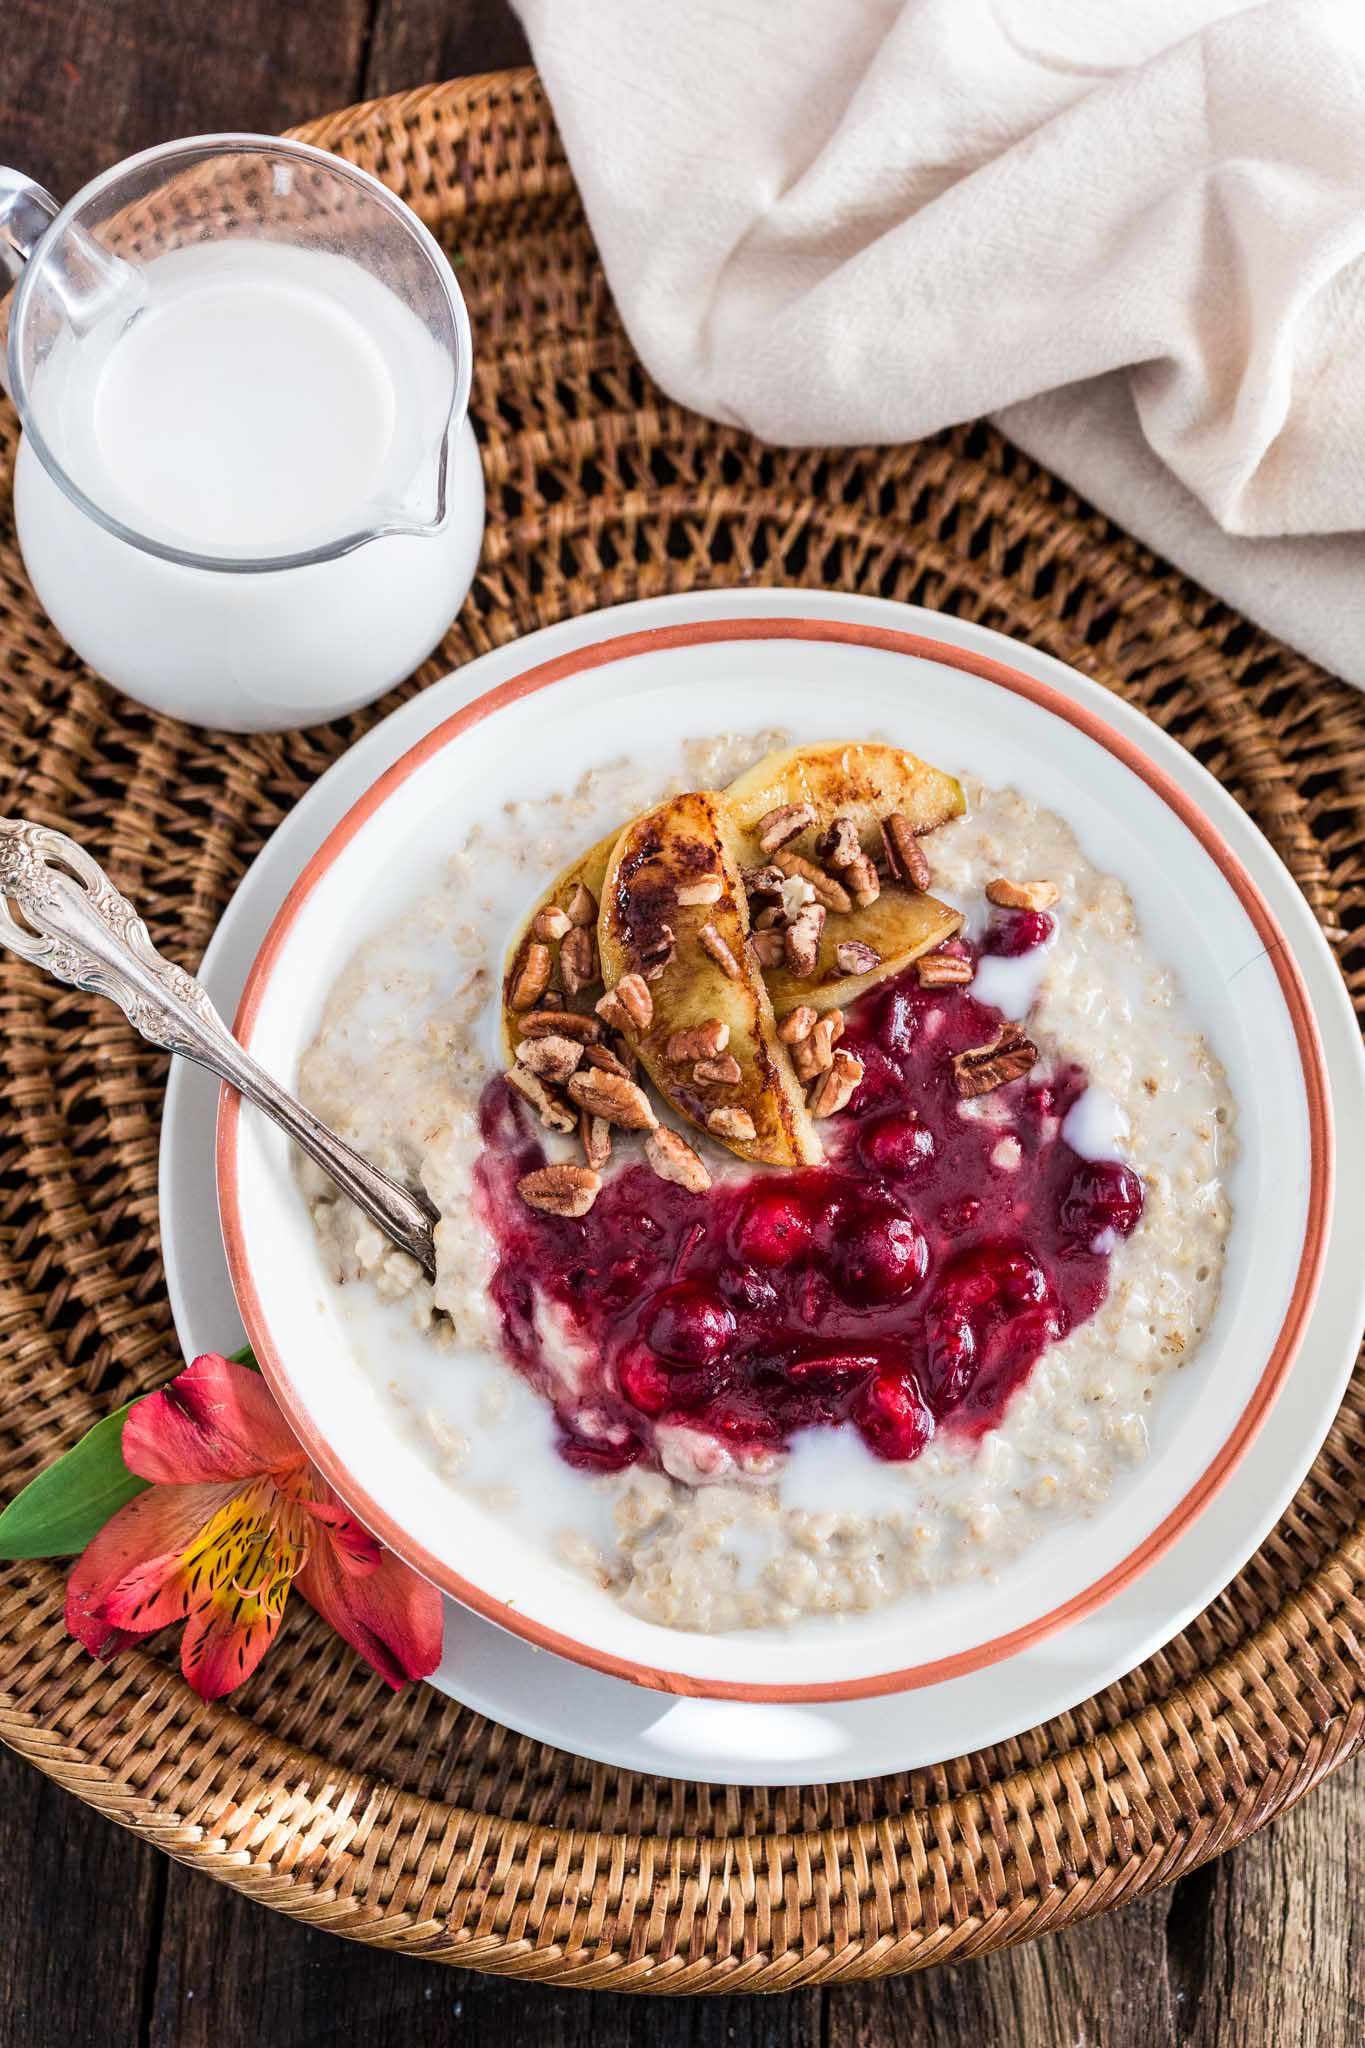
(515, 0, 1365, 686)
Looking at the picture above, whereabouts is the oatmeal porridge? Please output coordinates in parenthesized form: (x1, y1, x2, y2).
(297, 733, 1236, 1634)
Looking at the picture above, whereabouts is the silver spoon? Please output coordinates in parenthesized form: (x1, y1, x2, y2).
(0, 818, 439, 1280)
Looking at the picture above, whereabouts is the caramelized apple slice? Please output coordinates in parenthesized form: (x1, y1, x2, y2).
(762, 890, 962, 1017)
(501, 830, 615, 1059)
(725, 740, 965, 849)
(725, 740, 965, 1016)
(598, 791, 821, 1167)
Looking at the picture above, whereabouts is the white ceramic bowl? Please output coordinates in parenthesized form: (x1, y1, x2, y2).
(218, 614, 1332, 1701)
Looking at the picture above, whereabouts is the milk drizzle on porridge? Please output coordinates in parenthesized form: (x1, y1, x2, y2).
(297, 737, 1235, 1634)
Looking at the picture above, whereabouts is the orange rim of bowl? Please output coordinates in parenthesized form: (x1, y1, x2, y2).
(217, 618, 1334, 1702)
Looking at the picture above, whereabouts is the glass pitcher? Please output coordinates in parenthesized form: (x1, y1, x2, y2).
(0, 135, 484, 731)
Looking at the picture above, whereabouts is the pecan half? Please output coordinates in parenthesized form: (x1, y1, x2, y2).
(506, 1064, 576, 1132)
(565, 882, 598, 926)
(845, 853, 881, 908)
(518, 1163, 600, 1217)
(985, 877, 1060, 911)
(515, 1032, 584, 1084)
(676, 877, 723, 907)
(706, 1105, 757, 1142)
(835, 940, 881, 976)
(580, 1111, 613, 1172)
(952, 1023, 1038, 1098)
(774, 850, 852, 914)
(509, 940, 552, 1011)
(694, 1053, 742, 1086)
(665, 1018, 730, 1062)
(567, 1066, 658, 1128)
(777, 1004, 818, 1045)
(613, 971, 654, 1030)
(880, 813, 931, 891)
(520, 1008, 601, 1041)
(756, 801, 817, 854)
(816, 815, 862, 869)
(809, 1049, 864, 1118)
(533, 905, 572, 942)
(698, 922, 744, 980)
(644, 1126, 712, 1192)
(916, 951, 974, 988)
(784, 902, 826, 977)
(559, 924, 600, 995)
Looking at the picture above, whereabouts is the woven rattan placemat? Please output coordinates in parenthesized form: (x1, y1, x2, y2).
(0, 72, 1362, 1989)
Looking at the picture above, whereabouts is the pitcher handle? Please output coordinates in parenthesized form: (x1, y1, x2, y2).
(0, 169, 59, 295)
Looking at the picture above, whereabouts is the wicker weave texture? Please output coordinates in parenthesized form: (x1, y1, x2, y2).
(0, 72, 1362, 1989)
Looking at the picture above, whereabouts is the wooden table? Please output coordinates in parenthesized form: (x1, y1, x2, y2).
(2, 6, 1361, 2042)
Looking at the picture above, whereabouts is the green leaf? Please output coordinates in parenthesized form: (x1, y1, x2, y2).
(230, 1342, 259, 1370)
(0, 1400, 149, 1560)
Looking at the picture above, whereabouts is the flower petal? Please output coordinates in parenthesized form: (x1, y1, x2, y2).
(123, 1354, 302, 1486)
(65, 1480, 233, 1658)
(300, 1492, 383, 1575)
(297, 1527, 443, 1690)
(173, 1479, 306, 1700)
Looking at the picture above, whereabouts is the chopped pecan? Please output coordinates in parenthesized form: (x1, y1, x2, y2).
(706, 1105, 757, 1142)
(665, 1018, 730, 1062)
(779, 874, 817, 922)
(809, 1049, 864, 1118)
(952, 1023, 1038, 1098)
(790, 1015, 837, 1081)
(774, 850, 852, 914)
(519, 1007, 601, 1041)
(985, 877, 1060, 911)
(594, 989, 631, 1033)
(694, 1053, 742, 1086)
(645, 1126, 712, 1192)
(509, 940, 552, 1011)
(518, 1163, 600, 1217)
(783, 902, 826, 977)
(826, 1007, 845, 1043)
(748, 930, 787, 969)
(743, 864, 786, 897)
(559, 924, 600, 995)
(756, 801, 817, 854)
(698, 922, 744, 980)
(583, 1041, 632, 1078)
(613, 971, 654, 1030)
(505, 1064, 576, 1132)
(916, 951, 974, 988)
(753, 903, 784, 931)
(580, 1111, 613, 1172)
(567, 1066, 657, 1129)
(676, 877, 723, 907)
(514, 1032, 584, 1084)
(845, 853, 881, 908)
(565, 882, 598, 926)
(835, 940, 881, 976)
(777, 1004, 818, 1044)
(639, 922, 675, 981)
(816, 815, 862, 869)
(880, 812, 932, 891)
(533, 905, 572, 942)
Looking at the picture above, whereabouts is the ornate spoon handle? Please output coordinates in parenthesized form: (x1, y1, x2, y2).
(0, 818, 438, 1280)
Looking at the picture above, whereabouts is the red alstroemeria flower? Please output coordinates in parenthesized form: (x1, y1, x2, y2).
(65, 1353, 443, 1700)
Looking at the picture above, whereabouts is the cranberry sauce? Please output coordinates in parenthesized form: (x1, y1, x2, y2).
(475, 961, 1144, 1475)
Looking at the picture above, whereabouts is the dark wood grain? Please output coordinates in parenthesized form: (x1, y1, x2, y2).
(0, 2, 1361, 2042)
